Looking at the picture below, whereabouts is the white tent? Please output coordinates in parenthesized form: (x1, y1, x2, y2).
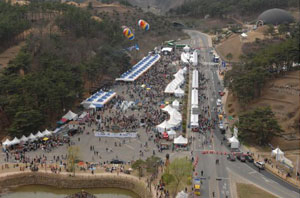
(228, 136, 239, 148)
(20, 135, 28, 142)
(192, 70, 199, 89)
(271, 147, 284, 161)
(167, 129, 177, 140)
(36, 131, 44, 138)
(156, 120, 172, 133)
(190, 113, 199, 127)
(162, 105, 174, 113)
(162, 47, 173, 53)
(2, 139, 12, 147)
(183, 45, 190, 52)
(172, 100, 180, 109)
(28, 133, 37, 141)
(42, 129, 52, 137)
(174, 87, 185, 97)
(192, 50, 198, 66)
(241, 33, 248, 38)
(174, 135, 188, 145)
(63, 110, 78, 121)
(88, 104, 96, 109)
(191, 89, 198, 109)
(10, 137, 20, 145)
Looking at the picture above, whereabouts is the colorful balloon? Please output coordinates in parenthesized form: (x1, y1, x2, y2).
(123, 27, 131, 37)
(127, 33, 135, 40)
(138, 19, 150, 31)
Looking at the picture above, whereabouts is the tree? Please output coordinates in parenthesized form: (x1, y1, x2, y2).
(162, 157, 193, 197)
(67, 146, 80, 176)
(237, 106, 282, 146)
(145, 156, 161, 174)
(226, 53, 233, 62)
(132, 159, 146, 178)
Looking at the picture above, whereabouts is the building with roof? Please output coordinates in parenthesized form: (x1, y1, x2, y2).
(257, 8, 294, 26)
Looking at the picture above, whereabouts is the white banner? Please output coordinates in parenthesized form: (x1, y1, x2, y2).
(94, 132, 137, 138)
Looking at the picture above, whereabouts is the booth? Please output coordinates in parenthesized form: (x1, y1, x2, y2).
(174, 135, 188, 145)
(174, 87, 184, 97)
(63, 110, 78, 121)
(10, 137, 20, 146)
(271, 147, 284, 161)
(172, 100, 180, 109)
(228, 136, 239, 149)
(20, 135, 28, 142)
(163, 132, 169, 140)
(167, 130, 176, 140)
(28, 133, 37, 141)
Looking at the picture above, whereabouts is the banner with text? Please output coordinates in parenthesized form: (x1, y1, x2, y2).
(94, 132, 137, 138)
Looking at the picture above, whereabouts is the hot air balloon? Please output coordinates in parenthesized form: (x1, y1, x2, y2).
(123, 27, 135, 40)
(138, 19, 150, 31)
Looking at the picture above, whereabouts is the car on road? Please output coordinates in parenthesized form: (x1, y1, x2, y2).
(218, 90, 225, 96)
(254, 161, 265, 170)
(245, 155, 254, 163)
(236, 154, 246, 162)
(110, 159, 124, 164)
(227, 154, 236, 161)
(216, 99, 222, 106)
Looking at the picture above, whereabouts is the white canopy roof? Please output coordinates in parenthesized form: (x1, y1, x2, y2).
(63, 110, 78, 121)
(2, 139, 12, 146)
(241, 33, 248, 37)
(156, 120, 173, 132)
(28, 133, 37, 140)
(167, 129, 176, 135)
(174, 135, 188, 145)
(20, 135, 28, 142)
(192, 69, 199, 89)
(190, 113, 199, 127)
(271, 147, 284, 161)
(42, 129, 52, 136)
(79, 112, 88, 119)
(228, 136, 239, 143)
(191, 89, 198, 109)
(162, 47, 173, 52)
(192, 50, 198, 66)
(174, 87, 185, 97)
(176, 191, 188, 198)
(36, 131, 44, 138)
(183, 45, 190, 52)
(181, 52, 190, 63)
(172, 100, 180, 108)
(88, 104, 96, 109)
(10, 137, 20, 145)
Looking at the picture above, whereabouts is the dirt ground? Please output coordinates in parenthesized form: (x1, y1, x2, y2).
(225, 70, 300, 175)
(216, 26, 267, 62)
(0, 42, 25, 69)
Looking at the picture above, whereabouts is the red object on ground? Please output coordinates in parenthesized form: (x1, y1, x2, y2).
(61, 118, 68, 123)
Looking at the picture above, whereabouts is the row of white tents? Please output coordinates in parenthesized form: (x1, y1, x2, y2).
(2, 129, 53, 147)
(156, 105, 182, 133)
(192, 69, 199, 89)
(164, 67, 187, 96)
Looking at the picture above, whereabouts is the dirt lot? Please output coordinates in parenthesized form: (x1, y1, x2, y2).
(216, 26, 267, 62)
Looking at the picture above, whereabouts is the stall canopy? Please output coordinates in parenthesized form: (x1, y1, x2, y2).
(63, 110, 78, 121)
(192, 50, 198, 66)
(271, 147, 284, 161)
(28, 133, 37, 141)
(156, 105, 182, 132)
(172, 100, 180, 109)
(241, 33, 248, 38)
(176, 191, 188, 198)
(165, 69, 185, 94)
(190, 113, 199, 127)
(156, 120, 172, 132)
(183, 45, 190, 52)
(228, 136, 239, 148)
(181, 52, 190, 63)
(35, 131, 44, 138)
(20, 135, 28, 142)
(2, 139, 12, 146)
(42, 129, 52, 136)
(174, 87, 184, 97)
(167, 129, 176, 139)
(10, 137, 20, 145)
(116, 54, 161, 82)
(81, 91, 116, 109)
(174, 135, 188, 145)
(191, 89, 198, 109)
(192, 69, 199, 89)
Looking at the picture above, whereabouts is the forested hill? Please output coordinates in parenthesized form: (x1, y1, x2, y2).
(169, 0, 299, 18)
(0, 1, 182, 138)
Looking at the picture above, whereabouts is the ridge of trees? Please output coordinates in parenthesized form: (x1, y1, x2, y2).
(0, 2, 131, 137)
(169, 0, 298, 17)
(237, 106, 282, 146)
(224, 26, 299, 104)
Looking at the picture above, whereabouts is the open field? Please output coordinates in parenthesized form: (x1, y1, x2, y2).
(216, 26, 267, 62)
(236, 183, 278, 198)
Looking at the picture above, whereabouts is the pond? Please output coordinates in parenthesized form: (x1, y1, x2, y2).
(1, 185, 140, 198)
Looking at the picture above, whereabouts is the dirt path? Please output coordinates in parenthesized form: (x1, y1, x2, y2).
(0, 41, 25, 69)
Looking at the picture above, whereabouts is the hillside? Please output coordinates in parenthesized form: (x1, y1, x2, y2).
(0, 1, 184, 139)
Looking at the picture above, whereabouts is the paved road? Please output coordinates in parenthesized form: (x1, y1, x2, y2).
(184, 29, 300, 198)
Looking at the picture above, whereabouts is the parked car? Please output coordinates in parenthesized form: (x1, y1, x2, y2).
(218, 90, 225, 96)
(245, 155, 254, 163)
(216, 99, 222, 106)
(239, 155, 246, 162)
(227, 154, 236, 161)
(254, 161, 265, 170)
(110, 159, 124, 164)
